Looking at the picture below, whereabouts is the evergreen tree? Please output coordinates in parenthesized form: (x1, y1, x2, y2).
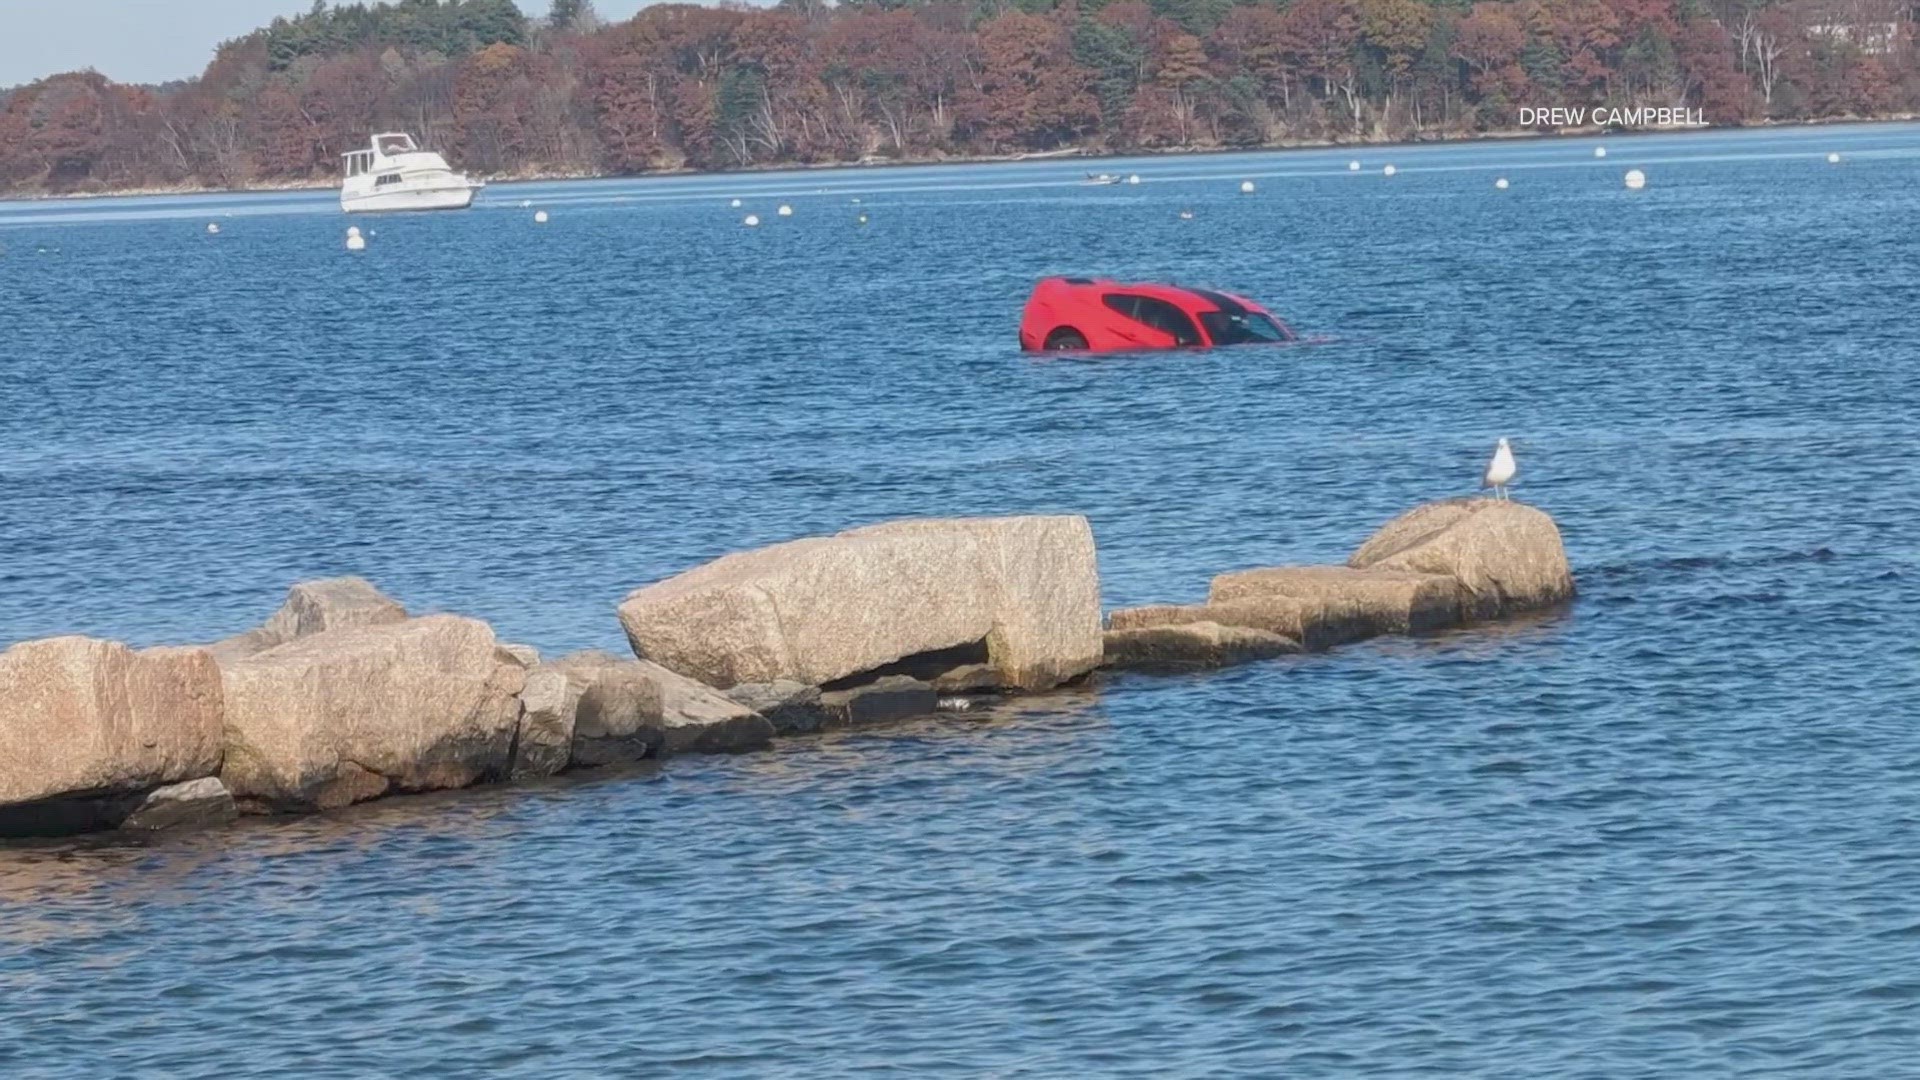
(549, 0, 599, 31)
(1073, 20, 1144, 134)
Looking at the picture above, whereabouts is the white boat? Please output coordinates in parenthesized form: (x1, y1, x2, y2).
(339, 133, 483, 213)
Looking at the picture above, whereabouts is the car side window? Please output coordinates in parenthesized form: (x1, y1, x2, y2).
(1133, 297, 1202, 346)
(1101, 294, 1200, 345)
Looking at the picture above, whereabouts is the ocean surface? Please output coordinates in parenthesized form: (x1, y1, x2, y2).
(5, 123, 1920, 1075)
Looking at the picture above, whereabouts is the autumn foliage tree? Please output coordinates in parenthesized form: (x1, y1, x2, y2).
(1456, 3, 1531, 111)
(961, 12, 1100, 150)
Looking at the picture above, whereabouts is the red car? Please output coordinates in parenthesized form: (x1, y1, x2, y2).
(1019, 277, 1297, 352)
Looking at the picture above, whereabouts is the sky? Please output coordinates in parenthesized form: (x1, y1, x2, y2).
(0, 0, 656, 88)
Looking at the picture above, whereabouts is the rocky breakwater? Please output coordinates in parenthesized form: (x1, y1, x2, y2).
(619, 515, 1104, 727)
(0, 505, 1566, 837)
(1104, 498, 1573, 669)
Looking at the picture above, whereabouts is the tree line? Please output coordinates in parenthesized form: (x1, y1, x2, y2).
(1, 0, 1914, 194)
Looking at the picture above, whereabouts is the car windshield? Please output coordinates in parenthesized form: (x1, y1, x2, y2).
(1199, 310, 1294, 345)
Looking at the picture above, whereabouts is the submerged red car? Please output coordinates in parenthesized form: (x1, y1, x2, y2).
(1018, 277, 1297, 352)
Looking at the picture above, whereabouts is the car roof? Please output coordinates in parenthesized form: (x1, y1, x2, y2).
(1048, 277, 1263, 314)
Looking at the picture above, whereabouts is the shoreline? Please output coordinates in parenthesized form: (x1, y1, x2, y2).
(8, 113, 1914, 204)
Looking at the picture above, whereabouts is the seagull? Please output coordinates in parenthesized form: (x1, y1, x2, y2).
(1482, 437, 1516, 500)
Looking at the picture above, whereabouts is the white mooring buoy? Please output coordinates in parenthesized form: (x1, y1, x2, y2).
(857, 213, 868, 225)
(345, 225, 365, 251)
(206, 222, 220, 234)
(1126, 174, 1140, 185)
(1382, 164, 1397, 177)
(730, 198, 742, 208)
(534, 210, 549, 223)
(1495, 177, 1509, 190)
(1348, 160, 1361, 171)
(777, 204, 793, 217)
(743, 214, 761, 227)
(1827, 152, 1842, 164)
(1239, 180, 1255, 194)
(1179, 209, 1194, 220)
(1624, 169, 1647, 190)
(1595, 146, 1608, 158)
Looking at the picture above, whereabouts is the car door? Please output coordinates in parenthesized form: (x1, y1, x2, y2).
(1132, 297, 1204, 346)
(1101, 294, 1199, 348)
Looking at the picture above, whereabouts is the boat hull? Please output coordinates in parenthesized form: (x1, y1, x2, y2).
(341, 185, 480, 213)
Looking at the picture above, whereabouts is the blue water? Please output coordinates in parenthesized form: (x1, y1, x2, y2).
(5, 122, 1920, 1075)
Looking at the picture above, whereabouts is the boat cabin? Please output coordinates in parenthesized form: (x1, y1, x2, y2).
(341, 133, 424, 177)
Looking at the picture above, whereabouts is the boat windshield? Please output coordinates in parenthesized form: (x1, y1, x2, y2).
(1199, 310, 1294, 345)
(375, 134, 418, 155)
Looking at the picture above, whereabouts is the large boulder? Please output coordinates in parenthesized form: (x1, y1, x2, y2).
(617, 515, 1101, 692)
(551, 652, 664, 765)
(1110, 597, 1323, 647)
(550, 652, 773, 766)
(210, 577, 407, 662)
(510, 665, 580, 779)
(1207, 566, 1465, 645)
(1110, 598, 1304, 633)
(1103, 622, 1300, 670)
(1348, 499, 1574, 619)
(218, 615, 526, 810)
(0, 638, 224, 825)
(641, 660, 771, 753)
(497, 642, 541, 669)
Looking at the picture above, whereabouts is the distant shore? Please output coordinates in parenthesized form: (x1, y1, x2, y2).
(7, 113, 1913, 203)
